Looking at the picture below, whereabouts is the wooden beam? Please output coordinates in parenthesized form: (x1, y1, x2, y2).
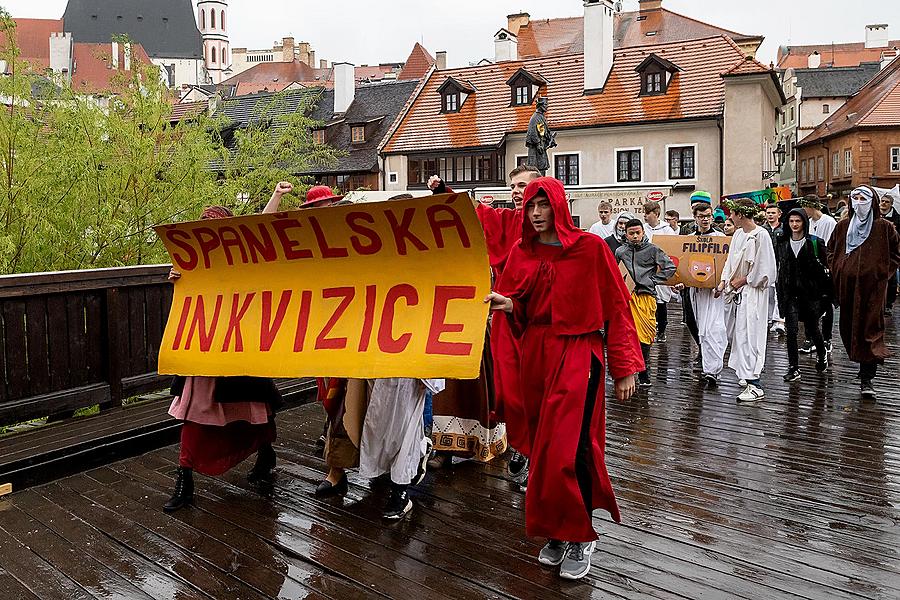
(0, 483, 11, 496)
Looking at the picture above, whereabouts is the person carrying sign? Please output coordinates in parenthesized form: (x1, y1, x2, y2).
(827, 186, 900, 399)
(675, 201, 728, 388)
(163, 183, 293, 513)
(615, 219, 677, 387)
(486, 177, 642, 581)
(776, 208, 831, 383)
(718, 199, 777, 402)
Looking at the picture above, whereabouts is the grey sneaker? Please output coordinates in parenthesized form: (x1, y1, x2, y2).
(559, 541, 596, 580)
(538, 539, 566, 566)
(860, 381, 877, 400)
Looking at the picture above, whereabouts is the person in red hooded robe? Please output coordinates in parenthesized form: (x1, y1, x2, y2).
(486, 177, 642, 580)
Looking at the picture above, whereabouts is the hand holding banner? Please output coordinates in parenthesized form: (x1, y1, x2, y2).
(154, 193, 491, 379)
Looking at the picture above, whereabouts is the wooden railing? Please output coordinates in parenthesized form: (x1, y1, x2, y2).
(0, 265, 174, 428)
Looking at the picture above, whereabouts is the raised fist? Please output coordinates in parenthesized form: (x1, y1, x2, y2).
(273, 181, 293, 196)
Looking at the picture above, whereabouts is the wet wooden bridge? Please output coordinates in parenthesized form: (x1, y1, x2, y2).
(0, 267, 898, 599)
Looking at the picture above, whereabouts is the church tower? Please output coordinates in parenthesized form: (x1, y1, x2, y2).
(197, 0, 229, 83)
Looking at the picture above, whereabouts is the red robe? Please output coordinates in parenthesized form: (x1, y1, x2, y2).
(475, 203, 530, 454)
(496, 177, 643, 542)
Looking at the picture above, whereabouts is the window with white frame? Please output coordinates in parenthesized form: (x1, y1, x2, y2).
(809, 157, 815, 181)
(617, 149, 641, 182)
(818, 156, 824, 181)
(844, 149, 852, 175)
(833, 152, 840, 178)
(789, 106, 795, 123)
(801, 159, 808, 183)
(891, 147, 900, 172)
(668, 146, 695, 179)
(554, 154, 579, 185)
(823, 104, 830, 114)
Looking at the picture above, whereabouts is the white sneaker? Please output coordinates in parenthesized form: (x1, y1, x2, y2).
(737, 384, 765, 402)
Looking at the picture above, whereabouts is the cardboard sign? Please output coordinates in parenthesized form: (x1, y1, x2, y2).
(652, 234, 733, 288)
(722, 186, 791, 206)
(154, 193, 491, 379)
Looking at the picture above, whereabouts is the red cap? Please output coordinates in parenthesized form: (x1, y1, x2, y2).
(302, 185, 343, 208)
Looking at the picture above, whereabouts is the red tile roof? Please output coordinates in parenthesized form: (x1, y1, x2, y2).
(170, 100, 207, 122)
(800, 56, 900, 145)
(0, 18, 65, 71)
(234, 81, 294, 96)
(722, 55, 771, 76)
(515, 9, 761, 59)
(71, 42, 153, 93)
(222, 59, 322, 86)
(398, 43, 435, 80)
(778, 41, 900, 69)
(384, 36, 759, 154)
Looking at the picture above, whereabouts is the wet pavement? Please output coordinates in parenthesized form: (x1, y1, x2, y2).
(0, 306, 897, 599)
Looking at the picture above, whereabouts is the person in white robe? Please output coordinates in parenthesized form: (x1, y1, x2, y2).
(718, 199, 777, 402)
(360, 378, 444, 519)
(679, 203, 728, 387)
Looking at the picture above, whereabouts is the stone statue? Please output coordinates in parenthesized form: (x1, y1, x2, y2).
(525, 97, 557, 175)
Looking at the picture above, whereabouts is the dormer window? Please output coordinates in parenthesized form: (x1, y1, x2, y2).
(351, 125, 365, 143)
(437, 77, 476, 114)
(312, 129, 325, 144)
(635, 53, 681, 97)
(506, 67, 547, 107)
(645, 72, 662, 94)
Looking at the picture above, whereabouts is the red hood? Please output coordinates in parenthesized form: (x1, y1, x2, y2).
(520, 177, 583, 250)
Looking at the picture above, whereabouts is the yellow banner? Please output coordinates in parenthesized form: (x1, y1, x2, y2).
(154, 193, 491, 379)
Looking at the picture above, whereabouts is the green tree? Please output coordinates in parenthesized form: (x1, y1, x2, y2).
(0, 11, 338, 274)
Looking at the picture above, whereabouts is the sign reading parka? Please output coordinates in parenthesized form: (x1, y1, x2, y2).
(154, 193, 491, 379)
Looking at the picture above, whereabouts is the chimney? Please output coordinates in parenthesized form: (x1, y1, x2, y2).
(507, 12, 530, 35)
(49, 32, 73, 79)
(865, 24, 889, 49)
(308, 50, 316, 68)
(333, 62, 355, 113)
(807, 51, 821, 68)
(111, 41, 119, 68)
(282, 36, 295, 59)
(435, 51, 447, 70)
(494, 29, 518, 62)
(583, 0, 615, 92)
(298, 41, 311, 65)
(124, 42, 132, 71)
(882, 49, 899, 70)
(320, 59, 328, 69)
(639, 0, 663, 11)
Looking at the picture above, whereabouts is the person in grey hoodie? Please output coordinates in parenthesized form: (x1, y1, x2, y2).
(615, 219, 677, 386)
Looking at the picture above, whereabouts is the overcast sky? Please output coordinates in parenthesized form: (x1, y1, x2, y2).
(2, 0, 897, 67)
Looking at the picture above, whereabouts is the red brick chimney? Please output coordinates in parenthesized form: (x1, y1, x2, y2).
(639, 0, 663, 12)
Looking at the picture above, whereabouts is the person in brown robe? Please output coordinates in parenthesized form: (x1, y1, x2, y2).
(827, 185, 900, 399)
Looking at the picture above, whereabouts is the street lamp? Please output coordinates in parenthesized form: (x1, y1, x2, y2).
(763, 143, 787, 180)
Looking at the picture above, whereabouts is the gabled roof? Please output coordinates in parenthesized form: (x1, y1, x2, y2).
(437, 76, 476, 94)
(70, 42, 153, 93)
(169, 100, 207, 123)
(634, 54, 681, 73)
(505, 67, 548, 86)
(307, 80, 420, 174)
(721, 55, 770, 76)
(221, 59, 323, 87)
(793, 63, 881, 98)
(1, 19, 65, 71)
(398, 43, 435, 81)
(384, 36, 760, 154)
(62, 0, 203, 60)
(514, 9, 762, 59)
(800, 56, 900, 146)
(778, 41, 900, 69)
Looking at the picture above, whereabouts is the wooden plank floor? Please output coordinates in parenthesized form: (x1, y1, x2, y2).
(1, 306, 898, 599)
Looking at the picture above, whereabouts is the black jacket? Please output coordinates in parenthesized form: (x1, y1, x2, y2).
(882, 208, 900, 237)
(775, 208, 833, 315)
(170, 376, 283, 409)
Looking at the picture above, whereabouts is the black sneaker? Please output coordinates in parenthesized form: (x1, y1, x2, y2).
(783, 368, 801, 382)
(815, 356, 827, 372)
(702, 373, 718, 388)
(638, 373, 652, 387)
(656, 332, 667, 343)
(860, 381, 877, 400)
(824, 340, 833, 354)
(508, 450, 528, 478)
(798, 340, 814, 354)
(383, 484, 413, 520)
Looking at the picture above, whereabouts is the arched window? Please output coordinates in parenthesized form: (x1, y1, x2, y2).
(211, 46, 217, 64)
(200, 9, 205, 29)
(221, 10, 225, 30)
(211, 9, 216, 29)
